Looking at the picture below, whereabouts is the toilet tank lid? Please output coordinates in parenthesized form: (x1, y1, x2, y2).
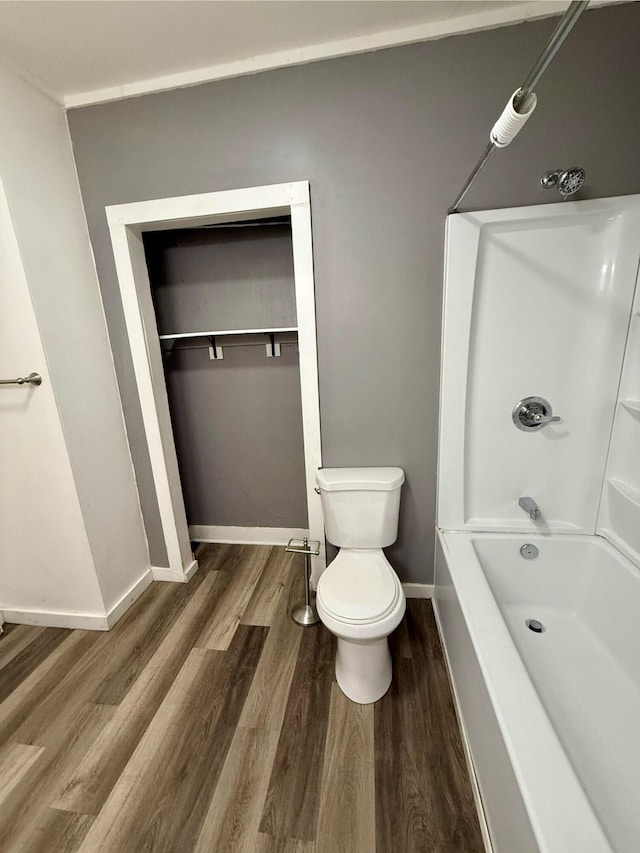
(316, 467, 405, 492)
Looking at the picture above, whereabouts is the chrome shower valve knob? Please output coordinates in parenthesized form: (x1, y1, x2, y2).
(512, 397, 561, 431)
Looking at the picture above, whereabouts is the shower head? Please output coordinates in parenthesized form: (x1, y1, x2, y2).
(540, 167, 586, 196)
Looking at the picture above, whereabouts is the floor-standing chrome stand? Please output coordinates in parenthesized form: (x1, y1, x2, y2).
(286, 537, 321, 626)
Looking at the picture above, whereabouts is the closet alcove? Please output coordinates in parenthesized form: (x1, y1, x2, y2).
(142, 216, 309, 546)
(107, 182, 323, 582)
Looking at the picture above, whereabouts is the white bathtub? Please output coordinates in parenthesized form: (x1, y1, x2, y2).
(434, 530, 640, 853)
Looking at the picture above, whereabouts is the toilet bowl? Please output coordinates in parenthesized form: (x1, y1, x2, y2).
(315, 467, 406, 704)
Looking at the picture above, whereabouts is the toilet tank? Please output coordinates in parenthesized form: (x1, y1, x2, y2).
(316, 467, 405, 548)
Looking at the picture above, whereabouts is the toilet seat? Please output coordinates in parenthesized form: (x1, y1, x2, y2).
(317, 550, 401, 625)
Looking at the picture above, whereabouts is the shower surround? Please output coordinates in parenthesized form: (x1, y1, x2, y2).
(435, 194, 640, 853)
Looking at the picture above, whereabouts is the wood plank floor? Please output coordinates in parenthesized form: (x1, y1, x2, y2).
(0, 544, 483, 852)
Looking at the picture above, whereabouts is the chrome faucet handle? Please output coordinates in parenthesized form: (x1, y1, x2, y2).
(512, 397, 561, 432)
(531, 411, 561, 426)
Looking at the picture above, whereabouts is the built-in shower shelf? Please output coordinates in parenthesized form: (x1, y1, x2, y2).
(620, 400, 640, 419)
(605, 479, 640, 558)
(607, 478, 640, 510)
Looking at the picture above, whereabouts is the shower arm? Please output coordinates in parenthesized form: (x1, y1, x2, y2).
(448, 0, 589, 214)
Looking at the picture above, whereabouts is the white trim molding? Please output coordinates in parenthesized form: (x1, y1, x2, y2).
(1, 609, 112, 631)
(106, 571, 154, 627)
(3, 569, 155, 631)
(402, 583, 434, 599)
(189, 525, 310, 546)
(151, 560, 199, 584)
(5, 607, 122, 631)
(62, 1, 611, 108)
(107, 181, 324, 585)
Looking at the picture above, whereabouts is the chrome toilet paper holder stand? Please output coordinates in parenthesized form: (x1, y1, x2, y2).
(285, 537, 321, 626)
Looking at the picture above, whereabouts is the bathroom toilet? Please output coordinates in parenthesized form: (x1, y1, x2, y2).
(315, 467, 406, 704)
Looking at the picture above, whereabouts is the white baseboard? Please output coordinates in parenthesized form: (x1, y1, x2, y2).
(2, 608, 111, 631)
(189, 525, 309, 546)
(106, 570, 154, 628)
(151, 566, 185, 583)
(2, 570, 155, 632)
(184, 558, 199, 580)
(402, 583, 434, 599)
(151, 558, 199, 583)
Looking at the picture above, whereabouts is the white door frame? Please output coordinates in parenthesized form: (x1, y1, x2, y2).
(107, 181, 325, 582)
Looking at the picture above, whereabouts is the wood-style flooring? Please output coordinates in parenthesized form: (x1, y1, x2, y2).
(0, 544, 483, 852)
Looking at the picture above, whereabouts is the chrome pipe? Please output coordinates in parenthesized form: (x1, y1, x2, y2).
(448, 141, 496, 214)
(449, 1, 588, 214)
(514, 1, 589, 111)
(0, 372, 42, 386)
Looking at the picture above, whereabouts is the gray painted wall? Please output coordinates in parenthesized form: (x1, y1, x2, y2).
(163, 344, 308, 529)
(144, 224, 307, 529)
(145, 224, 297, 333)
(68, 3, 640, 582)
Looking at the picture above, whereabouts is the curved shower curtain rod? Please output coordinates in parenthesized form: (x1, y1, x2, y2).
(448, 0, 589, 214)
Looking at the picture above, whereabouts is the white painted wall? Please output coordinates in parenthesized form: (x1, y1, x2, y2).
(0, 178, 105, 621)
(0, 63, 151, 625)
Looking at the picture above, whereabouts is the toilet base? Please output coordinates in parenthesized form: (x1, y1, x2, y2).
(335, 636, 392, 704)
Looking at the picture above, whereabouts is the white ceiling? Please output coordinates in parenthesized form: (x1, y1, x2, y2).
(0, 0, 620, 107)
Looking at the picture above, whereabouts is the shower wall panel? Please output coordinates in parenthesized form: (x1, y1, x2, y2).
(439, 196, 640, 534)
(598, 275, 640, 565)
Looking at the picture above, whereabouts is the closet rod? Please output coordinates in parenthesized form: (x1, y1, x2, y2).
(162, 341, 298, 353)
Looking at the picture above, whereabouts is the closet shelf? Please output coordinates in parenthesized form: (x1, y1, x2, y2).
(159, 327, 297, 341)
(607, 478, 640, 510)
(621, 400, 640, 419)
